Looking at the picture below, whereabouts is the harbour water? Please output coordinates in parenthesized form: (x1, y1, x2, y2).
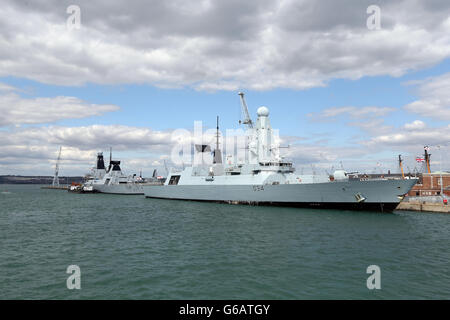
(0, 184, 449, 299)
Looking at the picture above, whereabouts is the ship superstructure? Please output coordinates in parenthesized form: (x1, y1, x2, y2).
(143, 93, 418, 212)
(84, 150, 144, 195)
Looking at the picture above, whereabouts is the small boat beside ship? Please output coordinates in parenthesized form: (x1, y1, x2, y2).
(68, 182, 93, 193)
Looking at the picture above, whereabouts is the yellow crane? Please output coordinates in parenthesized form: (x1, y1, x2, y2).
(398, 154, 404, 179)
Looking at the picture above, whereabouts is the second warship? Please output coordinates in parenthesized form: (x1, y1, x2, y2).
(83, 151, 144, 195)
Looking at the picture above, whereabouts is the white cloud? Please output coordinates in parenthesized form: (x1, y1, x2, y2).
(0, 84, 120, 126)
(307, 105, 395, 136)
(313, 106, 395, 119)
(404, 72, 450, 120)
(0, 124, 177, 175)
(0, 125, 175, 151)
(364, 124, 450, 148)
(1, 0, 450, 90)
(306, 102, 450, 171)
(0, 83, 17, 92)
(1, 119, 448, 176)
(1, 0, 450, 174)
(404, 120, 426, 130)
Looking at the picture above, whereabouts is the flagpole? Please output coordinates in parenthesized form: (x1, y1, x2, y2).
(438, 145, 443, 198)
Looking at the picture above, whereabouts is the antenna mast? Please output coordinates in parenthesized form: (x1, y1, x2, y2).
(107, 147, 112, 172)
(213, 116, 222, 164)
(216, 116, 220, 150)
(238, 92, 253, 128)
(52, 146, 62, 187)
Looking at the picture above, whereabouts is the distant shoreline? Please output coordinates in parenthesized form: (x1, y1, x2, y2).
(0, 175, 84, 184)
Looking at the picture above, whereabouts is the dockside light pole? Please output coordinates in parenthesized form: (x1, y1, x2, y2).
(438, 145, 443, 198)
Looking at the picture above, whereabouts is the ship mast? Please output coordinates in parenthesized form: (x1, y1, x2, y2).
(107, 147, 113, 172)
(213, 116, 222, 164)
(216, 116, 220, 150)
(52, 146, 62, 187)
(238, 92, 253, 128)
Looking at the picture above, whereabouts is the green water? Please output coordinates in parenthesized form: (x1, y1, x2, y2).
(0, 184, 449, 299)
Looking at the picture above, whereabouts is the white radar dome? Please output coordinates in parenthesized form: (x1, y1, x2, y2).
(257, 106, 269, 117)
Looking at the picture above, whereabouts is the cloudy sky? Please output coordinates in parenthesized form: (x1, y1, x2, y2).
(1, 0, 449, 176)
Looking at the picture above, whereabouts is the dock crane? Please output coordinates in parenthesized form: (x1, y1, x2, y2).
(52, 146, 62, 187)
(238, 92, 253, 129)
(398, 154, 405, 179)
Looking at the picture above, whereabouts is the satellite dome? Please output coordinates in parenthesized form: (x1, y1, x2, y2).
(257, 106, 269, 117)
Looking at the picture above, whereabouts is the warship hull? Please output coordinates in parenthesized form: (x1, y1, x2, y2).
(93, 183, 144, 195)
(144, 179, 417, 212)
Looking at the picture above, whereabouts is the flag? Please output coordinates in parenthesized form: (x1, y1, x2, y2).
(416, 157, 425, 162)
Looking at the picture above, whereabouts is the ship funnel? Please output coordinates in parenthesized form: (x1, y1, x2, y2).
(96, 152, 105, 170)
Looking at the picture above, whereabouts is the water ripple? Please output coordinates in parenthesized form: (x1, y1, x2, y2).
(0, 185, 449, 299)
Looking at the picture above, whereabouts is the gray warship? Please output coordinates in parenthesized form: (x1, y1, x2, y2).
(144, 93, 417, 212)
(83, 151, 144, 195)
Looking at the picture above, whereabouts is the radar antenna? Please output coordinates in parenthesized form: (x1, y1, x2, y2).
(52, 146, 62, 187)
(238, 92, 253, 128)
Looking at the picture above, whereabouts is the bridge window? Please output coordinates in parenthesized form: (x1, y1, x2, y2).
(168, 175, 180, 185)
